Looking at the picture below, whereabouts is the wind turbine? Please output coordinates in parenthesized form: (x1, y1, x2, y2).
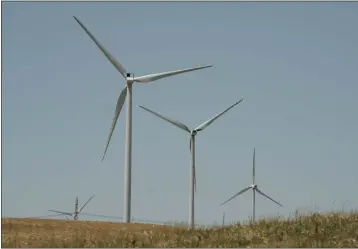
(139, 98, 244, 229)
(73, 16, 212, 223)
(220, 148, 283, 223)
(49, 194, 95, 220)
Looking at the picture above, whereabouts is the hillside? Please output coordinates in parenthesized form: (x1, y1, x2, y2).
(2, 212, 358, 247)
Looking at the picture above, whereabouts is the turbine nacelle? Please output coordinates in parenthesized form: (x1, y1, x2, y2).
(126, 73, 134, 84)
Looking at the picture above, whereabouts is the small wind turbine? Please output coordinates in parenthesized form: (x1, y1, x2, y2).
(49, 194, 95, 220)
(139, 98, 243, 229)
(220, 148, 283, 223)
(73, 16, 212, 223)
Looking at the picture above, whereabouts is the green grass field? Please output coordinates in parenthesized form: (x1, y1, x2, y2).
(2, 211, 358, 247)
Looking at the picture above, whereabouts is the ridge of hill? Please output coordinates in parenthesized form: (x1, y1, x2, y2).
(2, 212, 358, 247)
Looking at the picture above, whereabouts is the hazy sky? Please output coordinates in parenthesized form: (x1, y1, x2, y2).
(2, 2, 358, 225)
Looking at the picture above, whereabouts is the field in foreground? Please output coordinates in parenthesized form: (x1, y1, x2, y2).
(2, 212, 358, 247)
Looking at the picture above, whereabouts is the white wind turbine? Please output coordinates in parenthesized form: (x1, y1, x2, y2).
(139, 98, 244, 229)
(49, 194, 95, 220)
(220, 148, 283, 223)
(73, 16, 212, 223)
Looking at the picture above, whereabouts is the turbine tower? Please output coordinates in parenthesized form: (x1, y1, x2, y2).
(222, 212, 225, 226)
(220, 148, 283, 223)
(73, 16, 212, 223)
(49, 194, 95, 220)
(139, 98, 243, 229)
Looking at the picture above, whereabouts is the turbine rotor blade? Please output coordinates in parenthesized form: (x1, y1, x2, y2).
(102, 87, 127, 161)
(194, 98, 244, 132)
(48, 210, 73, 216)
(80, 212, 123, 220)
(79, 194, 95, 213)
(138, 105, 191, 133)
(256, 188, 283, 207)
(73, 16, 127, 78)
(23, 214, 64, 219)
(133, 65, 213, 83)
(220, 186, 251, 206)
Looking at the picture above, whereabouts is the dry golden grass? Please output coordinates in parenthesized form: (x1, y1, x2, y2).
(2, 211, 358, 247)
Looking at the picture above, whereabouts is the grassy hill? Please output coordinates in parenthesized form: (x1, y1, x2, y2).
(2, 212, 358, 247)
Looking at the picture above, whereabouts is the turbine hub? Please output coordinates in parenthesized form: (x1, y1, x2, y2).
(191, 130, 197, 136)
(126, 73, 134, 84)
(251, 184, 257, 189)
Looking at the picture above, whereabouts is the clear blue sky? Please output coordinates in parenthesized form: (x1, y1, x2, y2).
(2, 2, 358, 225)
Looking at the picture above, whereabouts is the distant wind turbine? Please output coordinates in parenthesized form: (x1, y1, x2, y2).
(220, 148, 283, 223)
(73, 16, 212, 223)
(49, 194, 95, 220)
(139, 98, 243, 229)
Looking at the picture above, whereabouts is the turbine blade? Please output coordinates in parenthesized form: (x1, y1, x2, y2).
(138, 105, 191, 133)
(189, 138, 191, 154)
(73, 16, 127, 78)
(256, 188, 283, 207)
(23, 214, 64, 219)
(189, 137, 197, 192)
(48, 210, 73, 216)
(194, 98, 243, 132)
(80, 212, 123, 220)
(102, 87, 127, 161)
(79, 194, 95, 213)
(220, 186, 251, 206)
(253, 148, 256, 184)
(133, 65, 213, 83)
(132, 218, 165, 225)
